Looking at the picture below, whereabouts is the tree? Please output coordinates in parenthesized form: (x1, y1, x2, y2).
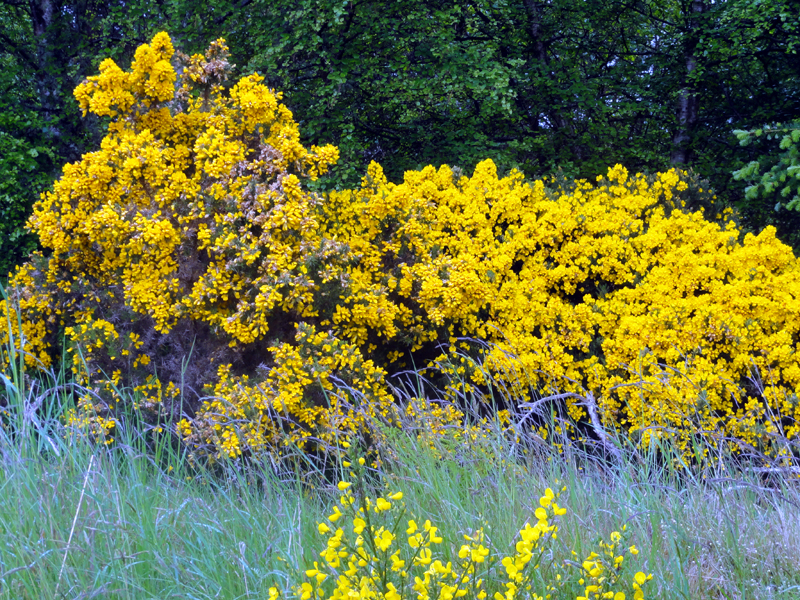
(0, 2, 55, 278)
(214, 0, 799, 199)
(731, 120, 800, 247)
(2, 0, 799, 275)
(670, 0, 704, 165)
(734, 121, 800, 209)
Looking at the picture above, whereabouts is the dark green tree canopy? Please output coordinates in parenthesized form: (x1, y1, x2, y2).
(1, 0, 799, 277)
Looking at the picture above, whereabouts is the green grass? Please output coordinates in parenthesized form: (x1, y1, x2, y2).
(1, 289, 799, 599)
(1, 384, 799, 600)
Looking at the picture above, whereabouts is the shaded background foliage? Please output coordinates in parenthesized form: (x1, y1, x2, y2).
(1, 0, 799, 279)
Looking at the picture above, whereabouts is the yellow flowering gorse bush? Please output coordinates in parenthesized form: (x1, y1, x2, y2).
(2, 32, 799, 461)
(0, 33, 357, 450)
(319, 160, 800, 458)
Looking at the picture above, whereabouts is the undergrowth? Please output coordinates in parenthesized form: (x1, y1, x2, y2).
(1, 343, 799, 599)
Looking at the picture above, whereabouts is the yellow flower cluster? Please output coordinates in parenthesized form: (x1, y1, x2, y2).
(64, 395, 117, 446)
(0, 33, 342, 451)
(323, 161, 800, 458)
(74, 32, 176, 116)
(2, 31, 799, 461)
(272, 458, 651, 600)
(573, 530, 651, 600)
(183, 323, 398, 459)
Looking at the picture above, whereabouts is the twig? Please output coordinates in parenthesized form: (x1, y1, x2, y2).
(747, 467, 800, 474)
(0, 559, 38, 579)
(583, 391, 624, 465)
(519, 390, 625, 465)
(519, 392, 585, 414)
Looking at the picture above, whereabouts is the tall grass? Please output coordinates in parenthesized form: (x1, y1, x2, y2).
(1, 383, 799, 599)
(0, 354, 322, 599)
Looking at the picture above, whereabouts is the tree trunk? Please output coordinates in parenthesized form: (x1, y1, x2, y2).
(671, 0, 704, 166)
(522, 0, 548, 63)
(29, 0, 96, 162)
(521, 0, 569, 133)
(30, 0, 58, 119)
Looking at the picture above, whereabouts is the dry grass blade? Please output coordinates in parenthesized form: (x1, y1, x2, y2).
(55, 453, 95, 597)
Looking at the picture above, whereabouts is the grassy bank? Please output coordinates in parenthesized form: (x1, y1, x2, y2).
(1, 388, 799, 600)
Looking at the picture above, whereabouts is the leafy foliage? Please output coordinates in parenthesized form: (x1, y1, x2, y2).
(731, 121, 800, 250)
(2, 0, 800, 278)
(0, 111, 54, 281)
(733, 121, 800, 210)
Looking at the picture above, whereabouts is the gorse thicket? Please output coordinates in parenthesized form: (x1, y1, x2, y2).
(1, 33, 799, 461)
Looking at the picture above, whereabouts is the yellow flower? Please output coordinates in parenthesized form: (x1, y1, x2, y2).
(374, 528, 395, 552)
(386, 582, 401, 600)
(353, 517, 366, 535)
(299, 582, 313, 600)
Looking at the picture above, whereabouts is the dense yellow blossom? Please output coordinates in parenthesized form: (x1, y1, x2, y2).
(321, 159, 800, 458)
(1, 33, 341, 453)
(2, 32, 799, 461)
